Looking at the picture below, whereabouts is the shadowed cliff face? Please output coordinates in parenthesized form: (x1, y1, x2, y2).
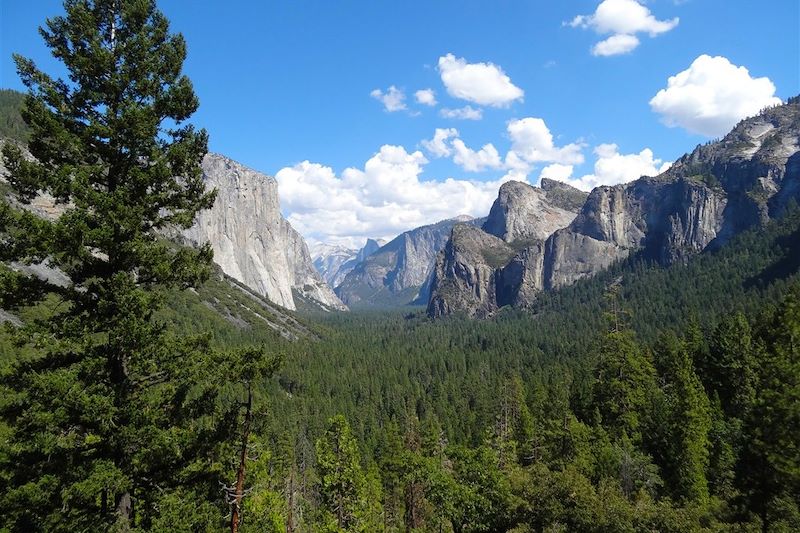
(482, 180, 588, 244)
(184, 153, 346, 312)
(427, 224, 516, 319)
(429, 99, 800, 318)
(335, 215, 482, 307)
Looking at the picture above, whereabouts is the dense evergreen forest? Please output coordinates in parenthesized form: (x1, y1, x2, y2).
(1, 1, 799, 532)
(0, 90, 28, 143)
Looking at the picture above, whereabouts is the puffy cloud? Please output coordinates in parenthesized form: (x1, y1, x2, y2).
(539, 163, 574, 182)
(649, 55, 782, 137)
(568, 0, 678, 56)
(438, 53, 524, 107)
(507, 117, 585, 166)
(592, 34, 639, 56)
(423, 119, 581, 173)
(440, 105, 483, 120)
(451, 139, 503, 172)
(549, 143, 671, 191)
(422, 128, 502, 172)
(370, 85, 407, 112)
(276, 145, 519, 248)
(421, 128, 459, 158)
(414, 88, 437, 106)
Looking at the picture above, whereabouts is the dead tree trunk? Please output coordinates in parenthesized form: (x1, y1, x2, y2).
(230, 382, 253, 533)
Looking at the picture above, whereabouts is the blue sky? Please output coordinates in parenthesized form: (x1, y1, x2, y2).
(2, 0, 798, 247)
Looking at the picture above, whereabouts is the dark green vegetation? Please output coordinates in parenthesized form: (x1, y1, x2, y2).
(0, 90, 28, 143)
(236, 210, 800, 532)
(0, 1, 276, 531)
(6, 190, 797, 531)
(2, 1, 799, 532)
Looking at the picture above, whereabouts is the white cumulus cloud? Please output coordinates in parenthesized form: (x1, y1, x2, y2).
(276, 145, 521, 248)
(451, 139, 503, 172)
(415, 88, 437, 106)
(370, 85, 407, 112)
(507, 117, 585, 166)
(649, 54, 782, 137)
(438, 53, 524, 107)
(440, 105, 483, 120)
(547, 143, 671, 191)
(421, 128, 459, 158)
(539, 163, 575, 182)
(592, 34, 640, 56)
(569, 0, 678, 56)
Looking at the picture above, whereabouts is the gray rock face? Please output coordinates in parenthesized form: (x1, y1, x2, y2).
(336, 216, 481, 307)
(427, 224, 515, 318)
(184, 153, 346, 311)
(498, 242, 546, 307)
(429, 98, 800, 318)
(311, 238, 386, 289)
(482, 180, 587, 243)
(356, 238, 386, 263)
(312, 244, 358, 287)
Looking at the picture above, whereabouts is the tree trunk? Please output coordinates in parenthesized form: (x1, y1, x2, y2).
(231, 384, 253, 533)
(115, 491, 132, 532)
(286, 468, 295, 533)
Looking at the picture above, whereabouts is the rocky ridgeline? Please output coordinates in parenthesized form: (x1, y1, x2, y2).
(428, 99, 800, 318)
(428, 179, 587, 317)
(335, 215, 483, 307)
(183, 153, 346, 312)
(2, 145, 344, 313)
(312, 238, 385, 288)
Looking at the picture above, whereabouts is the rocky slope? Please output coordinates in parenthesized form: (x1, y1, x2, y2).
(2, 144, 344, 313)
(184, 153, 346, 312)
(311, 238, 385, 288)
(427, 224, 516, 318)
(427, 179, 587, 317)
(482, 179, 588, 244)
(429, 98, 800, 317)
(312, 244, 358, 286)
(335, 216, 482, 307)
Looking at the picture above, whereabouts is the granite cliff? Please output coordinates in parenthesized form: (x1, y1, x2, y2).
(427, 179, 586, 317)
(184, 154, 346, 312)
(312, 238, 386, 288)
(336, 216, 482, 307)
(429, 99, 800, 317)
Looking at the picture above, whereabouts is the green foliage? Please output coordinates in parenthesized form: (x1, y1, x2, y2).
(315, 415, 376, 531)
(739, 285, 800, 529)
(652, 333, 712, 505)
(0, 1, 278, 530)
(592, 330, 657, 442)
(0, 89, 29, 142)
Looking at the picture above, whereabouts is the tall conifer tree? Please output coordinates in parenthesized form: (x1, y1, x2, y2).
(0, 1, 230, 530)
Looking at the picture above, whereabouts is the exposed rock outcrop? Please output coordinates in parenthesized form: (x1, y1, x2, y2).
(336, 216, 482, 307)
(429, 98, 800, 317)
(311, 238, 386, 288)
(427, 224, 515, 318)
(482, 179, 588, 244)
(184, 153, 346, 311)
(312, 244, 358, 287)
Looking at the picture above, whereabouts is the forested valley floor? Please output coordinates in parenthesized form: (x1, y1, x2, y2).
(5, 204, 799, 531)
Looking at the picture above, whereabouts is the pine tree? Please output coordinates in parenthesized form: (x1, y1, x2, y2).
(704, 312, 757, 419)
(592, 330, 657, 442)
(740, 285, 800, 532)
(654, 333, 712, 505)
(315, 415, 367, 531)
(0, 1, 226, 530)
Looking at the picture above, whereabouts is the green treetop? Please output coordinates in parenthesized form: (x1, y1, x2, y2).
(0, 0, 225, 530)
